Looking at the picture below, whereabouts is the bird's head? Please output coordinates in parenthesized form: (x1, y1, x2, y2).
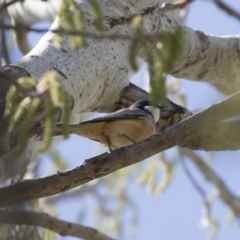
(131, 100, 160, 123)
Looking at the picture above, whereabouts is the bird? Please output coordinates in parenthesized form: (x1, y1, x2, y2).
(55, 100, 160, 151)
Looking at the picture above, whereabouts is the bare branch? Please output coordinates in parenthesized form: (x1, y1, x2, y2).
(179, 149, 212, 225)
(0, 209, 115, 240)
(0, 91, 239, 207)
(213, 0, 240, 21)
(0, 0, 23, 12)
(180, 148, 240, 217)
(180, 155, 210, 209)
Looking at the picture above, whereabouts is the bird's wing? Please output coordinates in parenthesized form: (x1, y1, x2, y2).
(81, 108, 145, 124)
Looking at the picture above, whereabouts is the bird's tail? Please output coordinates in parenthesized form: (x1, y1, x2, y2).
(55, 121, 104, 140)
(54, 122, 78, 136)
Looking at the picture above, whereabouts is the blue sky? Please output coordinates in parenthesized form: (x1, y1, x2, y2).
(9, 1, 240, 239)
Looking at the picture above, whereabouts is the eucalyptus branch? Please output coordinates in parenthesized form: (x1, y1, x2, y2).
(0, 209, 115, 240)
(0, 91, 239, 207)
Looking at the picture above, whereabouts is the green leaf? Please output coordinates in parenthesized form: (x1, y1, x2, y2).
(4, 85, 18, 118)
(8, 96, 32, 134)
(18, 77, 37, 88)
(128, 42, 139, 71)
(17, 98, 40, 154)
(40, 101, 55, 152)
(147, 28, 183, 106)
(88, 0, 104, 31)
(56, 0, 86, 48)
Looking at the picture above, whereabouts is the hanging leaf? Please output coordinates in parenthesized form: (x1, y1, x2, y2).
(56, 0, 86, 48)
(17, 98, 40, 153)
(88, 0, 104, 31)
(4, 85, 18, 118)
(40, 101, 56, 152)
(147, 27, 183, 106)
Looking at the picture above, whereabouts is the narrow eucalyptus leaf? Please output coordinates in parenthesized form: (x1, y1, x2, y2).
(17, 98, 40, 154)
(40, 102, 55, 153)
(88, 0, 104, 31)
(8, 97, 31, 134)
(4, 85, 18, 118)
(18, 77, 37, 88)
(62, 94, 71, 138)
(128, 42, 139, 71)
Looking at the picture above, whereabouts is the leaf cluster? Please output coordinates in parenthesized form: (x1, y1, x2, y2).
(129, 17, 183, 106)
(56, 0, 104, 48)
(4, 72, 71, 154)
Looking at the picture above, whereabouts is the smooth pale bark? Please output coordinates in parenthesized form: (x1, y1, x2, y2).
(1, 0, 62, 54)
(2, 0, 61, 25)
(15, 1, 240, 114)
(0, 91, 239, 207)
(0, 0, 240, 181)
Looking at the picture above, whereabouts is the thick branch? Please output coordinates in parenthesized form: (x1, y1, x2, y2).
(0, 91, 239, 207)
(108, 4, 240, 84)
(212, 82, 240, 96)
(0, 209, 115, 240)
(180, 120, 240, 151)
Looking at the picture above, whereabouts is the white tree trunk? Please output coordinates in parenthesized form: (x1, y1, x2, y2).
(16, 1, 240, 113)
(1, 0, 240, 181)
(2, 0, 61, 24)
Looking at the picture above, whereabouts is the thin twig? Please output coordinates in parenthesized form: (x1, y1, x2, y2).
(181, 148, 240, 217)
(180, 155, 210, 210)
(179, 150, 211, 223)
(0, 209, 115, 240)
(213, 0, 240, 21)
